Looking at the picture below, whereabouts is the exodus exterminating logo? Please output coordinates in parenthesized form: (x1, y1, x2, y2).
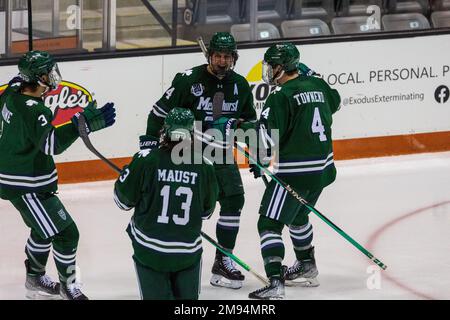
(0, 81, 93, 127)
(434, 85, 449, 104)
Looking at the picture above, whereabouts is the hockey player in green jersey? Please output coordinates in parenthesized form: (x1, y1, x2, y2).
(114, 108, 219, 300)
(0, 51, 116, 300)
(248, 43, 341, 299)
(141, 32, 257, 289)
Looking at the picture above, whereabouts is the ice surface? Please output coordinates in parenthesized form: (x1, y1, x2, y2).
(1, 152, 449, 300)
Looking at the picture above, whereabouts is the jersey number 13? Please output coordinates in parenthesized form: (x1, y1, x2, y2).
(157, 185, 193, 225)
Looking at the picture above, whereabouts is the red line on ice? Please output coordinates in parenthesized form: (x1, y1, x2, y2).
(366, 200, 450, 300)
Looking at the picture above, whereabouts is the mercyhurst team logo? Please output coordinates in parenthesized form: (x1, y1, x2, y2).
(0, 80, 93, 127)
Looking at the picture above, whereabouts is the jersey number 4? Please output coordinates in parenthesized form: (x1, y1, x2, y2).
(157, 185, 193, 226)
(311, 107, 327, 142)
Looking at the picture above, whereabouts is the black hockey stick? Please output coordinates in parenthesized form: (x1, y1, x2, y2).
(212, 91, 224, 121)
(261, 175, 269, 187)
(77, 115, 122, 174)
(196, 36, 208, 60)
(235, 143, 388, 271)
(76, 114, 269, 284)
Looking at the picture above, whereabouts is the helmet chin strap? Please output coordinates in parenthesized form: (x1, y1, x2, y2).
(37, 79, 52, 96)
(273, 69, 285, 85)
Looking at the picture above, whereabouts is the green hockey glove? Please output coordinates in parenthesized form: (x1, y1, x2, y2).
(72, 100, 116, 133)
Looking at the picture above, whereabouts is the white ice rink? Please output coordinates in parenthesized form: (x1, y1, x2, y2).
(1, 152, 449, 300)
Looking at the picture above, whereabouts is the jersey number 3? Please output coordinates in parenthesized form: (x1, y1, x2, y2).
(311, 107, 327, 142)
(157, 185, 193, 226)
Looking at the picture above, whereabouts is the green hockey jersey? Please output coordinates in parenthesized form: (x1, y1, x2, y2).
(260, 76, 341, 190)
(0, 85, 79, 200)
(146, 64, 256, 150)
(114, 147, 219, 272)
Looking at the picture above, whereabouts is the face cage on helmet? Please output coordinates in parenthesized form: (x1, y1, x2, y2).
(166, 128, 193, 142)
(208, 51, 237, 77)
(262, 61, 286, 86)
(47, 64, 62, 90)
(262, 61, 273, 85)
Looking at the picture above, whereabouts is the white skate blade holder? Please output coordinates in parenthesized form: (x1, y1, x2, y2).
(26, 289, 62, 300)
(285, 277, 320, 287)
(210, 274, 243, 290)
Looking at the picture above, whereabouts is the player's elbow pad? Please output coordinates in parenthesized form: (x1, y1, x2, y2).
(113, 190, 134, 211)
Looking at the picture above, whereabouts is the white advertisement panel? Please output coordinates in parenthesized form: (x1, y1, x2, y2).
(234, 34, 450, 139)
(52, 55, 163, 162)
(1, 55, 163, 163)
(1, 34, 449, 163)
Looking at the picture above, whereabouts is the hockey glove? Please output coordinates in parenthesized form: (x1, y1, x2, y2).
(72, 101, 116, 133)
(249, 161, 269, 179)
(139, 134, 159, 150)
(298, 63, 320, 77)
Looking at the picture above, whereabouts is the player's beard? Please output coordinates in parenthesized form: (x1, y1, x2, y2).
(210, 61, 234, 79)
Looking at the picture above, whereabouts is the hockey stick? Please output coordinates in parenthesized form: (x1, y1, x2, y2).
(77, 115, 122, 174)
(76, 114, 269, 284)
(235, 144, 388, 271)
(261, 175, 269, 187)
(196, 36, 208, 60)
(212, 91, 224, 121)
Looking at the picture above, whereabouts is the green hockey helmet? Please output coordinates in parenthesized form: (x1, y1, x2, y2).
(18, 50, 62, 89)
(208, 32, 238, 57)
(207, 32, 239, 78)
(262, 43, 300, 85)
(163, 108, 195, 141)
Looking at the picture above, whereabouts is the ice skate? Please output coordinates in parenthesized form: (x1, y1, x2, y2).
(24, 260, 61, 300)
(210, 252, 245, 289)
(248, 277, 285, 300)
(60, 282, 89, 300)
(283, 247, 319, 287)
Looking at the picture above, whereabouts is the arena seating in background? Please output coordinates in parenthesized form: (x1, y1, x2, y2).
(281, 19, 331, 37)
(183, 0, 450, 40)
(335, 0, 385, 16)
(183, 0, 242, 25)
(430, 10, 450, 27)
(384, 0, 430, 14)
(382, 13, 430, 30)
(230, 22, 281, 41)
(331, 15, 381, 33)
(287, 0, 335, 22)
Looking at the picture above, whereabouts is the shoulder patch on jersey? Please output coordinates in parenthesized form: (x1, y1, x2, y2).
(138, 149, 152, 158)
(26, 99, 39, 107)
(181, 69, 193, 77)
(57, 209, 67, 221)
(191, 83, 204, 97)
